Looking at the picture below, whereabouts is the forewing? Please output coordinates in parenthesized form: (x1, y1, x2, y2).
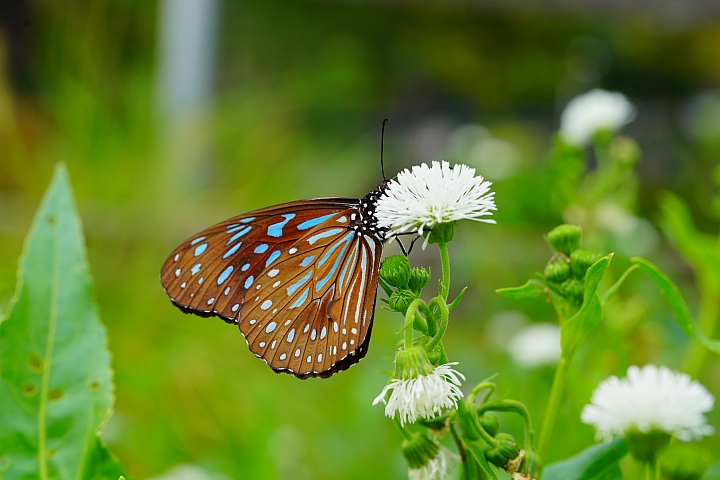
(160, 199, 358, 324)
(240, 222, 383, 378)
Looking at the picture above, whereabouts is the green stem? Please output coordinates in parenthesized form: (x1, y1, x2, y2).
(438, 242, 451, 301)
(537, 355, 571, 457)
(477, 400, 535, 448)
(404, 298, 426, 349)
(426, 299, 448, 352)
(644, 458, 658, 480)
(682, 284, 720, 377)
(393, 416, 413, 441)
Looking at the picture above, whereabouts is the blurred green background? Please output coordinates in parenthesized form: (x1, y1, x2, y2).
(1, 0, 720, 478)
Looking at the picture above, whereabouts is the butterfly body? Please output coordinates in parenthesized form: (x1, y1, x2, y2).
(161, 183, 390, 378)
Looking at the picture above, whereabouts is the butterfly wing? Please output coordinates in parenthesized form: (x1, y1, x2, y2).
(160, 198, 383, 378)
(240, 222, 383, 378)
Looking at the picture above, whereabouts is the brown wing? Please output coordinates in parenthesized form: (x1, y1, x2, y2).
(160, 198, 358, 324)
(238, 224, 383, 378)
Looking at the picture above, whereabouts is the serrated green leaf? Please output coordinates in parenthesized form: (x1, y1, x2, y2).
(631, 257, 720, 355)
(560, 254, 613, 357)
(496, 279, 547, 300)
(0, 164, 128, 479)
(543, 439, 628, 480)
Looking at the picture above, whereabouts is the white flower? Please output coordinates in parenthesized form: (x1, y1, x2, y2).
(560, 89, 636, 147)
(408, 446, 460, 480)
(581, 365, 715, 442)
(373, 363, 465, 427)
(507, 323, 561, 368)
(375, 161, 496, 239)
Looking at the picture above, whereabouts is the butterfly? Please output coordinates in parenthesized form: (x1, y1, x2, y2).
(160, 184, 391, 379)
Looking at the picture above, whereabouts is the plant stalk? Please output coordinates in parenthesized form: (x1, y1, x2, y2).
(537, 355, 571, 457)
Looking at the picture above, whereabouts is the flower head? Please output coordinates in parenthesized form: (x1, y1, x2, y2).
(373, 347, 465, 426)
(375, 161, 496, 241)
(581, 365, 715, 442)
(408, 446, 460, 480)
(560, 89, 636, 147)
(507, 323, 561, 368)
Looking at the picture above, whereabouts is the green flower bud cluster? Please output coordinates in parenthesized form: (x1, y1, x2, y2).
(486, 433, 521, 470)
(380, 255, 430, 314)
(401, 433, 440, 469)
(545, 224, 600, 307)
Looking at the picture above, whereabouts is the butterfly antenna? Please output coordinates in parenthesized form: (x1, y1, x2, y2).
(395, 237, 408, 256)
(380, 118, 389, 181)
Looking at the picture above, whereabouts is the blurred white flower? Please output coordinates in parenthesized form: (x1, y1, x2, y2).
(147, 465, 230, 480)
(581, 365, 715, 442)
(408, 446, 460, 480)
(560, 89, 636, 147)
(376, 161, 496, 240)
(507, 323, 561, 368)
(373, 362, 465, 427)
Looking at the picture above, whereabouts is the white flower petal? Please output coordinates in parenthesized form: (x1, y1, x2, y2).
(375, 161, 496, 237)
(560, 89, 636, 147)
(581, 365, 715, 442)
(373, 363, 465, 426)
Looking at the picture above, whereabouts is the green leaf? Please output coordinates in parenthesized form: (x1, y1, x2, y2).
(0, 164, 128, 479)
(660, 193, 720, 290)
(631, 257, 720, 355)
(543, 439, 629, 480)
(496, 279, 547, 299)
(459, 437, 498, 480)
(560, 254, 613, 357)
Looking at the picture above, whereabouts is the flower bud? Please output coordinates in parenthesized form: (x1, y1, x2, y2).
(408, 267, 431, 293)
(394, 346, 436, 380)
(401, 433, 440, 469)
(520, 449, 542, 480)
(547, 224, 581, 256)
(626, 429, 671, 464)
(570, 249, 600, 278)
(486, 433, 521, 470)
(478, 413, 500, 437)
(560, 278, 584, 301)
(544, 259, 570, 283)
(659, 444, 711, 480)
(389, 289, 416, 314)
(428, 221, 457, 245)
(380, 255, 411, 288)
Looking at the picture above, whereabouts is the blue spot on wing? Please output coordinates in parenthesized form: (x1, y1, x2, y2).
(254, 244, 269, 253)
(265, 250, 282, 267)
(194, 243, 208, 256)
(290, 288, 310, 309)
(308, 228, 344, 245)
(227, 226, 252, 244)
(287, 271, 312, 296)
(244, 276, 254, 289)
(316, 232, 354, 291)
(297, 213, 336, 230)
(267, 214, 296, 238)
(217, 266, 234, 284)
(339, 243, 359, 289)
(223, 242, 242, 258)
(190, 236, 206, 245)
(240, 217, 255, 223)
(300, 256, 315, 267)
